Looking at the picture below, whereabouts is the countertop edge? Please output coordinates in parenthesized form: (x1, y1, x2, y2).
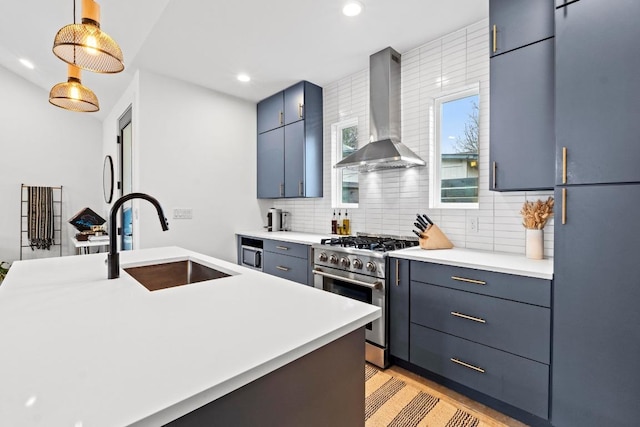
(389, 248, 553, 280)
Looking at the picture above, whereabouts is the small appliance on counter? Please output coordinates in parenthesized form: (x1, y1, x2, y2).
(281, 211, 291, 231)
(265, 208, 282, 232)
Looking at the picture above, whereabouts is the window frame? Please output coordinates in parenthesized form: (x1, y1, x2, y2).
(331, 117, 359, 209)
(429, 84, 480, 210)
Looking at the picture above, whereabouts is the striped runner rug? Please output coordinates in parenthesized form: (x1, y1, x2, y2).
(365, 364, 493, 427)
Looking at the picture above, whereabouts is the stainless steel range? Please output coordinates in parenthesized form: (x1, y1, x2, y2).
(312, 234, 419, 368)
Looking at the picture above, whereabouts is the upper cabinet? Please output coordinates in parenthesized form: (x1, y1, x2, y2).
(489, 0, 555, 191)
(257, 81, 323, 199)
(555, 0, 640, 185)
(489, 0, 554, 56)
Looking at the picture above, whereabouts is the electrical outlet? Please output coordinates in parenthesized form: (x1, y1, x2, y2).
(173, 208, 193, 219)
(468, 217, 479, 233)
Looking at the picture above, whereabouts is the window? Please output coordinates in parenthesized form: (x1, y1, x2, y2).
(430, 86, 479, 209)
(332, 118, 359, 207)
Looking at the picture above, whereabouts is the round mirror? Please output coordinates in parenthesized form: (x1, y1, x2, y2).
(103, 155, 114, 203)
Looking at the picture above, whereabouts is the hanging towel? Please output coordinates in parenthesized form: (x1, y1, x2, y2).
(28, 186, 55, 250)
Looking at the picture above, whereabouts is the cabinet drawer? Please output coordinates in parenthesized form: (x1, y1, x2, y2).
(411, 281, 550, 363)
(410, 324, 549, 419)
(264, 239, 309, 260)
(263, 252, 309, 285)
(411, 261, 550, 307)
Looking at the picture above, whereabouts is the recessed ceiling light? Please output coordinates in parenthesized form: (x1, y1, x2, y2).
(343, 1, 363, 17)
(19, 58, 35, 70)
(237, 74, 251, 82)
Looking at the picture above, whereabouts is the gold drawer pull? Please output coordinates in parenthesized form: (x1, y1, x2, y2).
(492, 24, 497, 53)
(451, 311, 486, 324)
(562, 146, 568, 184)
(276, 246, 289, 250)
(451, 358, 485, 373)
(562, 188, 567, 225)
(279, 111, 284, 125)
(276, 266, 290, 272)
(298, 103, 304, 118)
(451, 276, 486, 286)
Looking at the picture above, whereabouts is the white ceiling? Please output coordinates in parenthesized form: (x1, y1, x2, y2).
(0, 0, 488, 119)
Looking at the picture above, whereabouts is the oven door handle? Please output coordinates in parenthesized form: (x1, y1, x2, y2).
(312, 269, 382, 290)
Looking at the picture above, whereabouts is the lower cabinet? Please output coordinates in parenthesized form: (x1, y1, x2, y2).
(237, 235, 312, 286)
(390, 258, 552, 421)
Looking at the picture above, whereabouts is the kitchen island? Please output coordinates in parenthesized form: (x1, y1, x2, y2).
(0, 247, 379, 426)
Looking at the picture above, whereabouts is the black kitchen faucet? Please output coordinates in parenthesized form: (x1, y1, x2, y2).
(107, 193, 169, 279)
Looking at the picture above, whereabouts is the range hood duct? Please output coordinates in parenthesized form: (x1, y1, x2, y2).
(334, 47, 425, 171)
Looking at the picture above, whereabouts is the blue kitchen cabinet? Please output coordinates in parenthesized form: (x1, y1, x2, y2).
(388, 257, 410, 361)
(552, 184, 640, 427)
(555, 0, 640, 185)
(257, 81, 323, 199)
(405, 260, 551, 421)
(489, 0, 554, 56)
(257, 91, 284, 134)
(257, 127, 284, 198)
(283, 81, 305, 126)
(489, 37, 555, 191)
(489, 0, 555, 192)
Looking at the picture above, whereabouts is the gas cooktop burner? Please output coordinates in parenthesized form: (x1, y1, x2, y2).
(320, 234, 419, 252)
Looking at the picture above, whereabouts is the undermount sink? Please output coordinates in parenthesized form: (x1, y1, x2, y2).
(124, 259, 232, 291)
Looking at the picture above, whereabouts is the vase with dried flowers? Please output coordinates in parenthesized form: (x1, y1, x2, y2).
(520, 196, 554, 259)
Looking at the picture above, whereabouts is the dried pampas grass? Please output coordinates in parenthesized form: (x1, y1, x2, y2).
(521, 197, 554, 230)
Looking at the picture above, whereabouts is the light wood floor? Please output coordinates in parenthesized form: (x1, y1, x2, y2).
(385, 364, 529, 427)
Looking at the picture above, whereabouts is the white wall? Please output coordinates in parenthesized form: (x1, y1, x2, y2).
(102, 70, 263, 263)
(272, 20, 555, 257)
(0, 65, 103, 262)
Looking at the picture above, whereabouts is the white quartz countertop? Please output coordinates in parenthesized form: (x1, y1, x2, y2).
(389, 247, 553, 280)
(236, 230, 333, 245)
(0, 247, 379, 426)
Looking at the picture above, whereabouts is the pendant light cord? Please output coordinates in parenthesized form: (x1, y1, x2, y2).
(72, 0, 76, 64)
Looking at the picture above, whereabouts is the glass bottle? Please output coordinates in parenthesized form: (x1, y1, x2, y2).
(343, 210, 350, 235)
(331, 211, 337, 234)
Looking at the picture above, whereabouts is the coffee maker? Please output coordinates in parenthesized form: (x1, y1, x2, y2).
(266, 208, 282, 232)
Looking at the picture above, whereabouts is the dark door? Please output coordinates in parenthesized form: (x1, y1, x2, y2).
(284, 82, 305, 125)
(257, 128, 284, 198)
(490, 38, 555, 191)
(389, 258, 410, 361)
(555, 0, 640, 185)
(257, 92, 284, 134)
(284, 121, 305, 198)
(552, 184, 640, 427)
(489, 0, 554, 56)
(118, 106, 133, 251)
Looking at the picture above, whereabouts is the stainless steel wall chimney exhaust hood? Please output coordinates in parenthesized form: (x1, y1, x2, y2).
(334, 47, 425, 171)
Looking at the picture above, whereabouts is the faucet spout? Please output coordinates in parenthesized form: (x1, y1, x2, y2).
(107, 193, 169, 279)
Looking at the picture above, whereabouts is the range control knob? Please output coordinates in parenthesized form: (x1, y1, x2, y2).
(353, 258, 363, 269)
(318, 252, 328, 262)
(340, 257, 351, 268)
(366, 261, 377, 272)
(329, 254, 339, 264)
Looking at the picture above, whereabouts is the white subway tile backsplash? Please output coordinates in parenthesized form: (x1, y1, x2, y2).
(272, 19, 554, 258)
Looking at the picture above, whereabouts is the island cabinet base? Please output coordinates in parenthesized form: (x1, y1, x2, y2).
(166, 328, 365, 427)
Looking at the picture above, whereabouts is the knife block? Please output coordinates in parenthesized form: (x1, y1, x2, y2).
(418, 224, 453, 250)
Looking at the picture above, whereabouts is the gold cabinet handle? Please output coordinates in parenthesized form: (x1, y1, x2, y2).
(492, 24, 497, 53)
(298, 103, 304, 119)
(451, 358, 485, 373)
(492, 161, 497, 189)
(396, 259, 400, 286)
(279, 183, 284, 197)
(451, 311, 486, 324)
(299, 181, 303, 196)
(562, 147, 567, 184)
(451, 276, 486, 286)
(562, 188, 567, 225)
(275, 245, 289, 250)
(276, 265, 290, 272)
(279, 111, 284, 125)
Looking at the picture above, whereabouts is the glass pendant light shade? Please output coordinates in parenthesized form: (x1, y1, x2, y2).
(52, 0, 124, 74)
(49, 64, 99, 112)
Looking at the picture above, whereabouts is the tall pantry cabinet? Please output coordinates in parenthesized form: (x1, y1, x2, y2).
(552, 1, 640, 426)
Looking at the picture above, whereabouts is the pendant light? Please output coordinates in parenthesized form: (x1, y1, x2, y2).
(53, 0, 124, 74)
(49, 64, 99, 112)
